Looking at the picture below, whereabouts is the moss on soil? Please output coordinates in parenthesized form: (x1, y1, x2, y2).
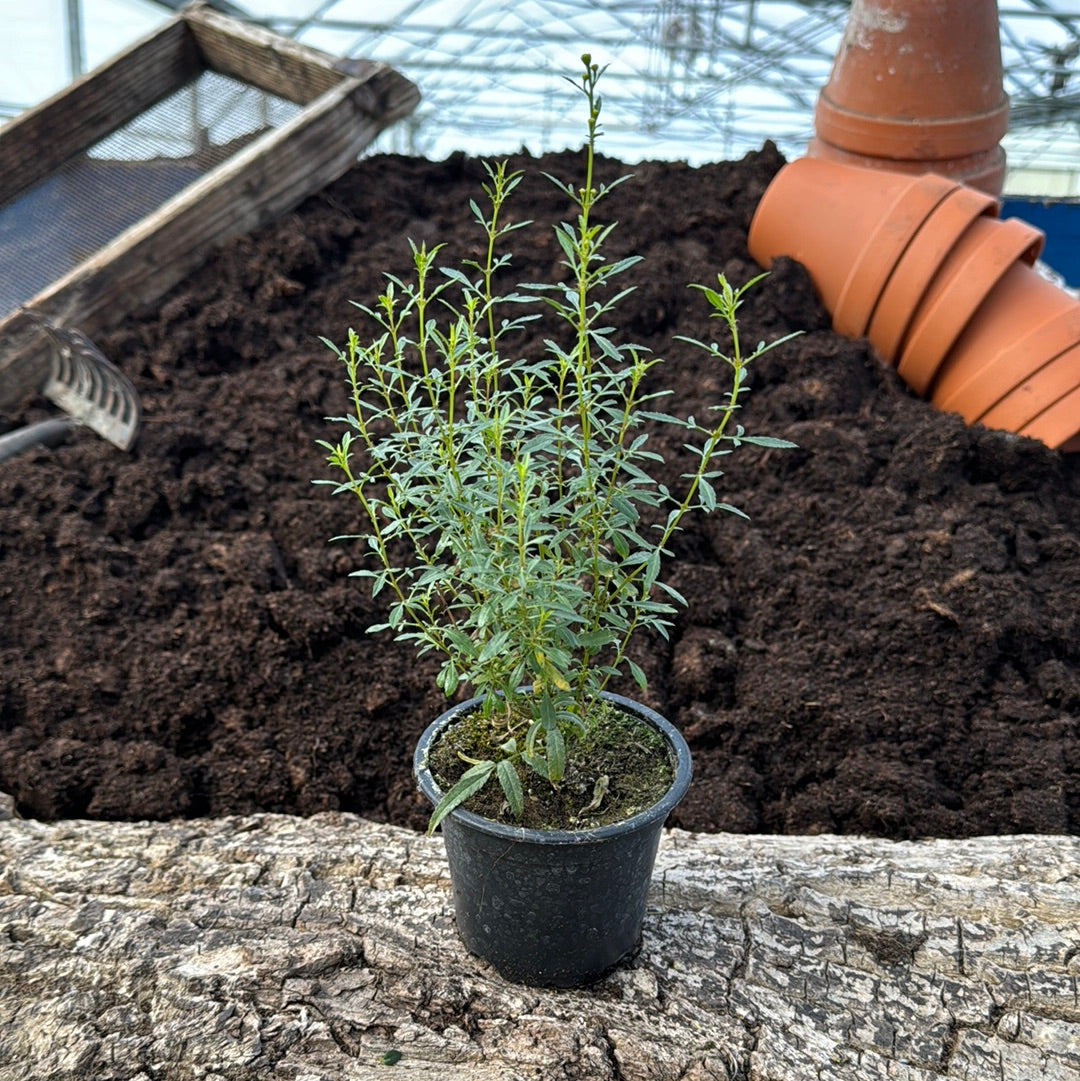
(428, 698, 674, 830)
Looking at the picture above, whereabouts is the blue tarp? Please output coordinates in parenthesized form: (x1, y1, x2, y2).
(1001, 197, 1080, 287)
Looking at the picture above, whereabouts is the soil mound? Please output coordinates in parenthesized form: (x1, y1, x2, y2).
(2, 144, 1077, 838)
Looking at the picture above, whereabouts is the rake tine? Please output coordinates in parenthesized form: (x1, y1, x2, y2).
(14, 306, 142, 453)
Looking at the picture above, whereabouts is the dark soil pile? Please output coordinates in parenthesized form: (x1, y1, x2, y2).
(2, 144, 1078, 839)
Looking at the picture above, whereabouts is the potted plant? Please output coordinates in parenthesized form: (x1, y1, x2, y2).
(318, 57, 797, 987)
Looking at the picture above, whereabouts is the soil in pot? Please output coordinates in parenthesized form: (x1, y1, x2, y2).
(1, 143, 1079, 842)
(426, 697, 674, 831)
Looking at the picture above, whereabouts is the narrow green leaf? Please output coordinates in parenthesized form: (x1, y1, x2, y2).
(610, 491, 639, 524)
(698, 286, 724, 309)
(546, 726, 566, 782)
(638, 410, 688, 427)
(593, 334, 624, 363)
(523, 751, 549, 780)
(427, 761, 495, 834)
(656, 580, 688, 607)
(440, 267, 475, 291)
(735, 434, 799, 449)
(643, 549, 662, 589)
(524, 718, 543, 760)
(715, 501, 750, 520)
(539, 692, 557, 730)
(435, 661, 453, 695)
(496, 759, 524, 818)
(540, 171, 575, 198)
(553, 227, 578, 261)
(627, 658, 648, 690)
(604, 256, 643, 277)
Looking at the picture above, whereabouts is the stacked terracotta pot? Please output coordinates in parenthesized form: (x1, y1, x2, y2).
(807, 0, 1009, 197)
(748, 157, 1080, 452)
(748, 0, 1079, 452)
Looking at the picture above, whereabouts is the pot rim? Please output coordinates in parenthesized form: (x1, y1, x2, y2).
(867, 185, 999, 363)
(832, 172, 959, 339)
(979, 339, 1080, 431)
(413, 690, 692, 845)
(897, 217, 1045, 396)
(1018, 381, 1080, 449)
(934, 288, 1080, 417)
(813, 96, 1010, 161)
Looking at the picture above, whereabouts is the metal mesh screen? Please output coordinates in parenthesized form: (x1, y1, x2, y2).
(0, 69, 303, 317)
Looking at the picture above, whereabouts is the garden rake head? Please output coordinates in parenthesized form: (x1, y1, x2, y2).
(0, 309, 141, 461)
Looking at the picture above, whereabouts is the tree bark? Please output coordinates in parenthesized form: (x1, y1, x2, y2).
(1, 790, 1078, 1080)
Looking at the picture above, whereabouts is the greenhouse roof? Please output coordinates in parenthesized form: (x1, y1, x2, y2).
(3, 1, 1079, 190)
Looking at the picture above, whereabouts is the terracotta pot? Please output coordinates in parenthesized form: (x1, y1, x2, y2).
(978, 340, 1080, 435)
(747, 157, 955, 328)
(894, 216, 1045, 396)
(1019, 384, 1080, 451)
(832, 172, 960, 338)
(932, 266, 1080, 421)
(746, 154, 1079, 451)
(806, 139, 1007, 200)
(810, 0, 1009, 195)
(866, 184, 999, 363)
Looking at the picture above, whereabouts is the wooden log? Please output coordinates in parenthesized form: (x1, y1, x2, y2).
(1, 791, 1078, 1080)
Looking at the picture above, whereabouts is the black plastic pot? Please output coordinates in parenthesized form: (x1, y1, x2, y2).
(413, 691, 692, 987)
